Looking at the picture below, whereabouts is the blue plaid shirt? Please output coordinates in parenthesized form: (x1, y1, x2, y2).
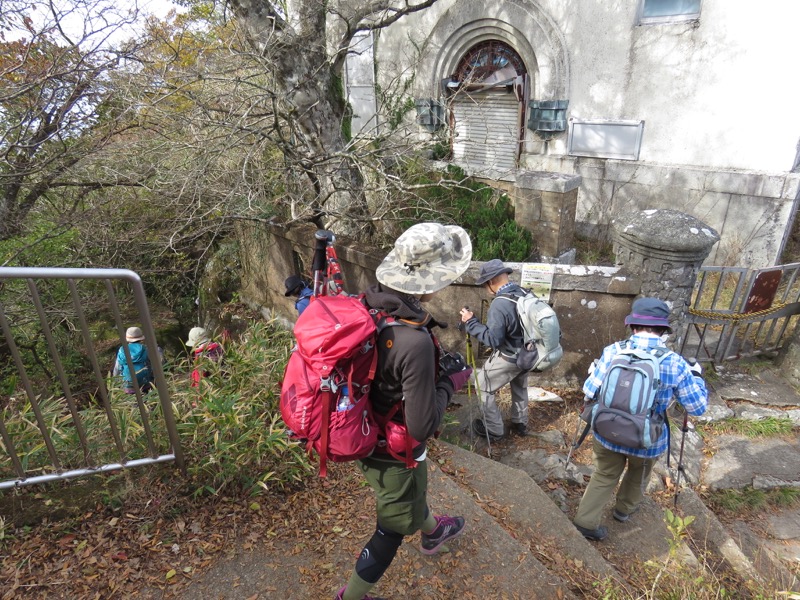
(583, 333, 708, 458)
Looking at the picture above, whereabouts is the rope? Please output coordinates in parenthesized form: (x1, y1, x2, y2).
(688, 301, 787, 323)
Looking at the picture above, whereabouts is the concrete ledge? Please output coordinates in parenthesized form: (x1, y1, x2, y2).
(517, 170, 582, 193)
(678, 489, 765, 584)
(427, 462, 577, 599)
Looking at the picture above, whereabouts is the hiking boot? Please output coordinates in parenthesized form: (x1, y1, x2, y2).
(472, 418, 503, 442)
(421, 515, 466, 555)
(574, 523, 608, 541)
(612, 506, 640, 523)
(510, 422, 529, 436)
(334, 586, 387, 600)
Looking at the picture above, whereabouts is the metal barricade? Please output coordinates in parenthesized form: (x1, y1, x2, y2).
(680, 263, 800, 363)
(0, 267, 183, 489)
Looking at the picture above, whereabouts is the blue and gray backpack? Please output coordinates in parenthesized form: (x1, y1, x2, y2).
(589, 341, 671, 449)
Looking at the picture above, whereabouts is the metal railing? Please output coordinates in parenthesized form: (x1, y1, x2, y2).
(0, 268, 183, 489)
(680, 263, 800, 363)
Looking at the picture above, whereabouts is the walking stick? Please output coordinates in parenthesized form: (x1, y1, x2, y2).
(673, 408, 690, 508)
(564, 414, 584, 472)
(311, 230, 330, 298)
(462, 308, 492, 456)
(565, 402, 592, 472)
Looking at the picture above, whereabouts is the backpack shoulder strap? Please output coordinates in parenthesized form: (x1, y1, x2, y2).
(652, 347, 672, 361)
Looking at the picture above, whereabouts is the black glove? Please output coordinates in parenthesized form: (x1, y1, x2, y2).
(439, 351, 468, 376)
(439, 352, 472, 392)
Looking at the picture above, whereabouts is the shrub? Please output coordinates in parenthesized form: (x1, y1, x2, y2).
(398, 162, 535, 261)
(0, 320, 312, 496)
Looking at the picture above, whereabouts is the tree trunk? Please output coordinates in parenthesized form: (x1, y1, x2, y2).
(227, 0, 369, 236)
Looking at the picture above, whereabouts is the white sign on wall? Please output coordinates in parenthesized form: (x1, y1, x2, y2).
(506, 262, 556, 301)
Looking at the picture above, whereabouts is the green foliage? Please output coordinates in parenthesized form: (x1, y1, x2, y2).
(708, 486, 800, 514)
(170, 321, 313, 495)
(663, 508, 695, 549)
(430, 141, 450, 161)
(573, 233, 615, 266)
(700, 417, 795, 438)
(0, 320, 312, 496)
(398, 163, 534, 261)
(772, 485, 800, 507)
(0, 218, 78, 266)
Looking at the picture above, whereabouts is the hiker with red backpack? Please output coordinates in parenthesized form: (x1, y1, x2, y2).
(186, 327, 224, 388)
(334, 222, 474, 600)
(572, 297, 708, 542)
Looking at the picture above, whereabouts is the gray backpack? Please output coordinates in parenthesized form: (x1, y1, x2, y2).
(499, 292, 563, 372)
(589, 342, 671, 449)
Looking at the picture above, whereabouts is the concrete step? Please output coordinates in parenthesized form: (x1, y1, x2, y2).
(167, 457, 577, 600)
(436, 441, 620, 593)
(423, 462, 577, 599)
(590, 496, 700, 577)
(678, 488, 800, 592)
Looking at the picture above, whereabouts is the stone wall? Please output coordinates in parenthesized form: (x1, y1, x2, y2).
(523, 155, 800, 268)
(236, 223, 641, 386)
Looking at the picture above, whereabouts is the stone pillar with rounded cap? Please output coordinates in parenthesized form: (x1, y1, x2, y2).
(612, 209, 720, 344)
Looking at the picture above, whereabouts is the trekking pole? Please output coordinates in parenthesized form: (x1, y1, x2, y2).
(564, 402, 591, 472)
(462, 308, 492, 456)
(323, 232, 345, 296)
(673, 407, 690, 508)
(564, 413, 582, 471)
(311, 230, 331, 297)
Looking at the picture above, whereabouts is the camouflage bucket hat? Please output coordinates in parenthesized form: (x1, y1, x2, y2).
(376, 222, 472, 294)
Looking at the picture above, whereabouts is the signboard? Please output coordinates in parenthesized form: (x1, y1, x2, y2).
(506, 262, 556, 301)
(743, 270, 781, 314)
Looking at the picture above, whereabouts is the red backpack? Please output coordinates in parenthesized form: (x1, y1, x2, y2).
(280, 294, 419, 476)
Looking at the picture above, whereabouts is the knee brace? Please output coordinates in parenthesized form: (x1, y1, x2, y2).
(355, 524, 404, 584)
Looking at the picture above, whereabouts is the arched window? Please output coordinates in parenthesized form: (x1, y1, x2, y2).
(446, 40, 528, 176)
(452, 41, 526, 88)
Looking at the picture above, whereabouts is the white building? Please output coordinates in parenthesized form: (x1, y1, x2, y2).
(346, 0, 800, 267)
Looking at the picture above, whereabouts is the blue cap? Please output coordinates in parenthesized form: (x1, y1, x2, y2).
(625, 297, 672, 331)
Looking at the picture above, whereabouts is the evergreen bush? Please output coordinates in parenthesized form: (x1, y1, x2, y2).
(400, 162, 535, 261)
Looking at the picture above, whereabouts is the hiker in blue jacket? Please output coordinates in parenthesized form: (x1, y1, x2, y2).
(460, 259, 530, 440)
(573, 297, 708, 542)
(112, 326, 162, 394)
(284, 275, 313, 315)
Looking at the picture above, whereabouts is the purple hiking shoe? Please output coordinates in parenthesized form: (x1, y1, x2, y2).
(334, 586, 387, 600)
(420, 515, 466, 555)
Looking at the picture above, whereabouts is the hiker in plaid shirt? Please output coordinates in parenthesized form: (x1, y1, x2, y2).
(573, 297, 708, 541)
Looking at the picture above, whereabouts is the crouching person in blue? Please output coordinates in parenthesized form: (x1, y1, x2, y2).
(335, 223, 473, 600)
(112, 326, 162, 394)
(284, 275, 313, 315)
(573, 297, 708, 542)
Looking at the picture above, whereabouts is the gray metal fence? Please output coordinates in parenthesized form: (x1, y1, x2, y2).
(0, 267, 183, 489)
(680, 263, 800, 363)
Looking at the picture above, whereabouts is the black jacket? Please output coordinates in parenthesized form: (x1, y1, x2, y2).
(364, 284, 454, 457)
